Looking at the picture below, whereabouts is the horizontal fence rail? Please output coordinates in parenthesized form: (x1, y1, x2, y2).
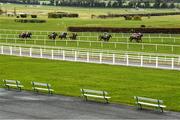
(1, 36, 180, 54)
(0, 45, 180, 71)
(1, 29, 180, 38)
(1, 33, 180, 44)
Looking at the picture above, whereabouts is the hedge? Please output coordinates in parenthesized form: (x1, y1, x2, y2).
(20, 14, 27, 18)
(14, 19, 46, 23)
(97, 12, 180, 19)
(68, 27, 180, 34)
(48, 12, 79, 18)
(31, 15, 37, 18)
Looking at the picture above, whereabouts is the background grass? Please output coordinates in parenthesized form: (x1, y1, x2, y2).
(0, 4, 180, 112)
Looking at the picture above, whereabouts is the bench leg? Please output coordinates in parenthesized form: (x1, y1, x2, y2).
(19, 87, 21, 91)
(84, 96, 88, 101)
(105, 98, 109, 104)
(160, 107, 164, 113)
(137, 104, 142, 110)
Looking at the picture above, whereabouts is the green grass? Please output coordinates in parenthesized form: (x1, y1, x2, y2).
(1, 16, 180, 31)
(0, 55, 180, 111)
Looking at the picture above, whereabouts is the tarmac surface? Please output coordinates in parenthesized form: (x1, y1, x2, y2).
(0, 88, 180, 119)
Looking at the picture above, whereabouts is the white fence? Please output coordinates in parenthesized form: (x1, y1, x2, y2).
(0, 45, 180, 71)
(1, 33, 180, 44)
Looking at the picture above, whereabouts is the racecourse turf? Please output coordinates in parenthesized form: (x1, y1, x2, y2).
(0, 55, 180, 111)
(0, 4, 180, 112)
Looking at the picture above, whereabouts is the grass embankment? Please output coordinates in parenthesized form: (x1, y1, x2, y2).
(0, 55, 180, 111)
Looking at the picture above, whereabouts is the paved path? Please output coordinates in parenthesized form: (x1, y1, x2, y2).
(0, 89, 180, 119)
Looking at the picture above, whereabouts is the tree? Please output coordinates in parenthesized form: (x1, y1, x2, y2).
(169, 3, 175, 8)
(153, 0, 161, 8)
(144, 1, 150, 8)
(161, 2, 168, 8)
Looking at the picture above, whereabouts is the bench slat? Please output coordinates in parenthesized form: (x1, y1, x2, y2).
(35, 87, 54, 91)
(81, 89, 108, 95)
(138, 102, 166, 108)
(137, 96, 163, 103)
(84, 94, 111, 99)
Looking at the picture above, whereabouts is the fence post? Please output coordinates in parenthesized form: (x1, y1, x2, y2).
(99, 53, 102, 63)
(76, 41, 79, 47)
(1, 46, 3, 54)
(29, 48, 32, 57)
(101, 42, 103, 48)
(19, 47, 22, 56)
(171, 45, 174, 53)
(51, 50, 54, 59)
(156, 44, 158, 51)
(171, 58, 174, 69)
(74, 51, 77, 61)
(161, 38, 163, 43)
(113, 54, 115, 64)
(126, 55, 129, 66)
(156, 57, 158, 68)
(127, 43, 129, 49)
(40, 48, 42, 58)
(141, 56, 143, 67)
(114, 43, 117, 49)
(63, 50, 65, 60)
(141, 43, 144, 50)
(89, 41, 92, 47)
(87, 52, 89, 62)
(10, 46, 12, 55)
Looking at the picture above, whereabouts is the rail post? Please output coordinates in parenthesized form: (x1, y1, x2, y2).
(19, 47, 22, 56)
(10, 46, 12, 55)
(1, 46, 3, 54)
(74, 51, 77, 61)
(63, 50, 65, 60)
(126, 55, 129, 66)
(51, 50, 54, 59)
(141, 56, 143, 67)
(156, 57, 158, 68)
(113, 54, 115, 64)
(87, 52, 89, 62)
(29, 48, 32, 57)
(40, 48, 42, 58)
(171, 58, 174, 69)
(99, 53, 102, 63)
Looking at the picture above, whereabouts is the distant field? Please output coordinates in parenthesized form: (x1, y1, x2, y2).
(0, 3, 180, 30)
(0, 55, 180, 111)
(1, 3, 180, 18)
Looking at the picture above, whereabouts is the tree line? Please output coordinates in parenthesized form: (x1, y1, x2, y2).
(0, 0, 179, 8)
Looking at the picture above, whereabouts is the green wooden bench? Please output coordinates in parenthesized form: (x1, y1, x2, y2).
(81, 88, 111, 103)
(134, 96, 166, 112)
(3, 79, 24, 91)
(31, 81, 54, 94)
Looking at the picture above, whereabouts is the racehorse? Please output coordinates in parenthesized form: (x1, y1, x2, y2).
(48, 32, 58, 40)
(99, 34, 112, 42)
(59, 32, 67, 39)
(69, 33, 78, 40)
(129, 33, 143, 43)
(19, 32, 32, 39)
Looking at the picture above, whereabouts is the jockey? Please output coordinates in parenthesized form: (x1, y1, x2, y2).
(103, 32, 109, 38)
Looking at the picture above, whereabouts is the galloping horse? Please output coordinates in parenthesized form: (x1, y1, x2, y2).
(59, 32, 67, 39)
(48, 32, 58, 40)
(129, 33, 143, 43)
(19, 32, 32, 39)
(69, 33, 78, 40)
(99, 33, 112, 42)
